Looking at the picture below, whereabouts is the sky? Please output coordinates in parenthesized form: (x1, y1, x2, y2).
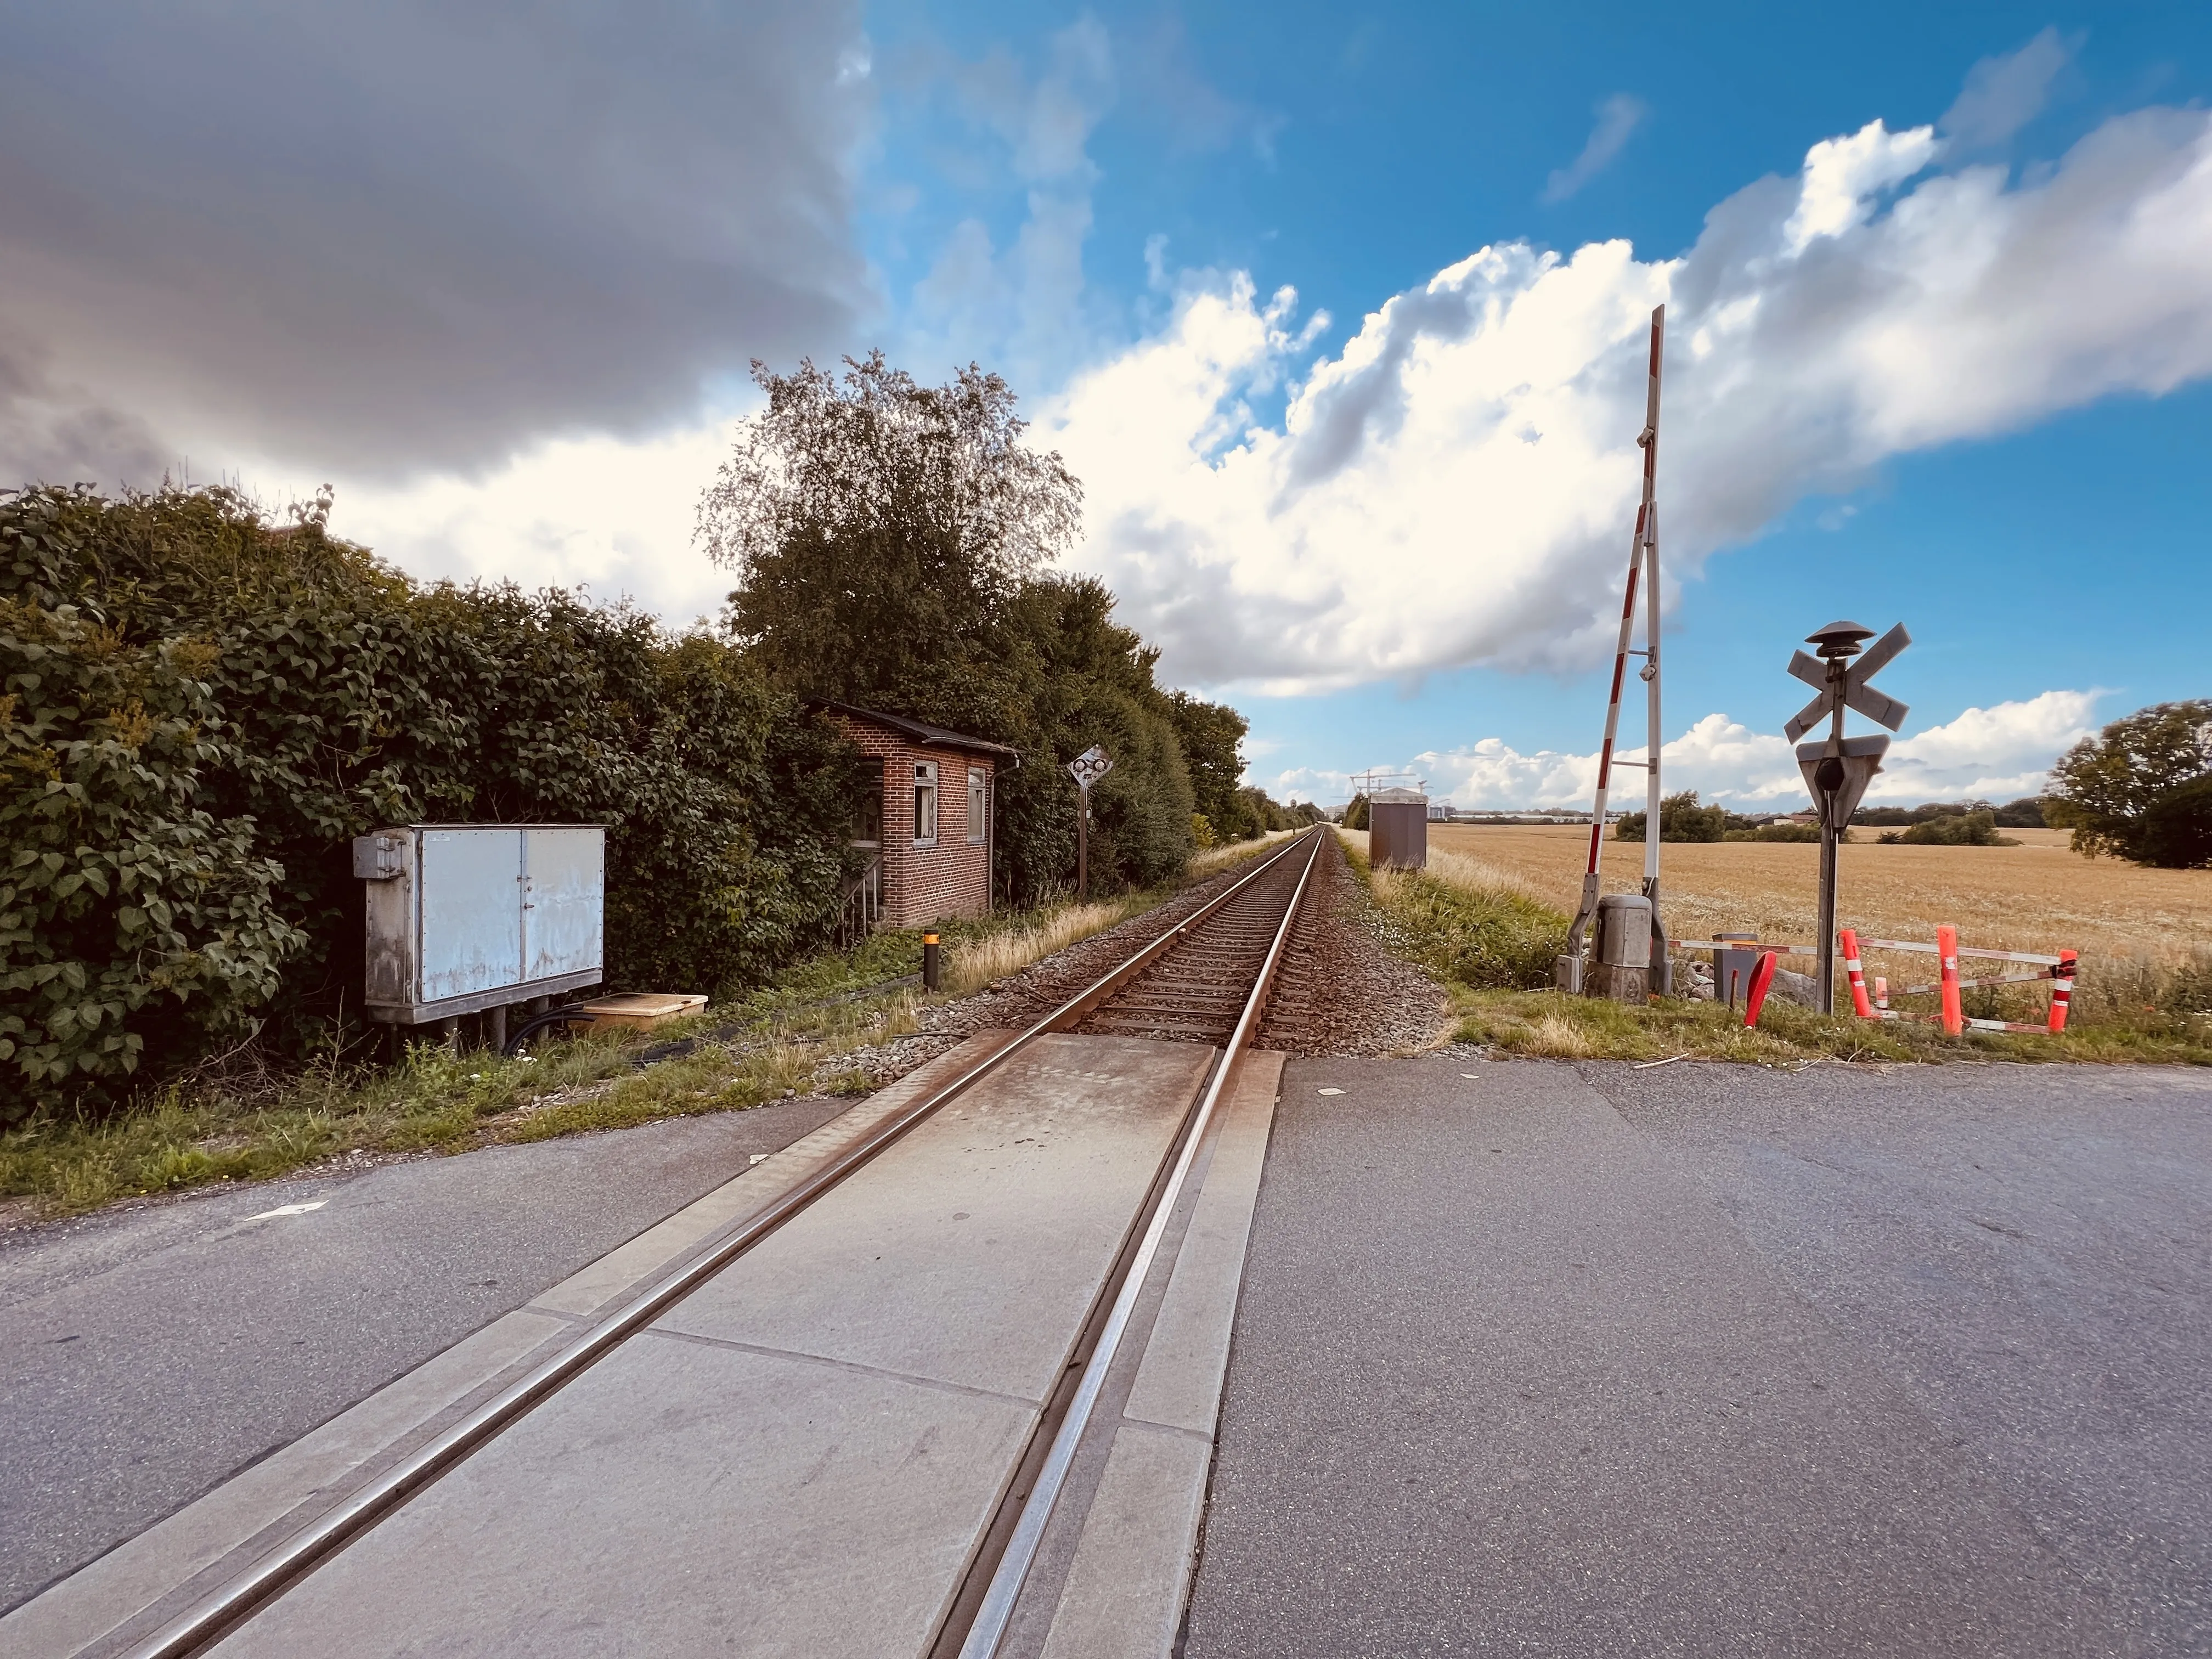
(4, 2, 2210, 811)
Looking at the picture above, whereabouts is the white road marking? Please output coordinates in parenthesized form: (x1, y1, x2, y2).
(247, 1200, 327, 1221)
(1317, 1087, 1344, 1096)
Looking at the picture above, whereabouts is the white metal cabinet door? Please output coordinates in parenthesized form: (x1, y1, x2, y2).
(523, 827, 605, 981)
(419, 829, 524, 1001)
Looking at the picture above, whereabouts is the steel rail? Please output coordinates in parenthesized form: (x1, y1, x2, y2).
(117, 827, 1325, 1659)
(953, 825, 1325, 1659)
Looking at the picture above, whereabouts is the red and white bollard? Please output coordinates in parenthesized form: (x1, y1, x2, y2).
(1743, 951, 1780, 1028)
(2047, 948, 2076, 1034)
(1874, 975, 1889, 1012)
(1838, 928, 1873, 1018)
(1937, 924, 1963, 1036)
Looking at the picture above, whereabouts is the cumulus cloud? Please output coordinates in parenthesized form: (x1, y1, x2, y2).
(1543, 94, 1647, 203)
(0, 1, 872, 484)
(1045, 99, 2212, 692)
(1348, 689, 2102, 812)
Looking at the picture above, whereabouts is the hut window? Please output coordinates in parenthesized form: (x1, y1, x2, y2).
(913, 761, 939, 846)
(967, 768, 988, 843)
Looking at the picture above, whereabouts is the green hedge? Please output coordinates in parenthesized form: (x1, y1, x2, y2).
(2, 486, 864, 1116)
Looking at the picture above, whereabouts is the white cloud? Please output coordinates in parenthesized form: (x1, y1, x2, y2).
(1301, 690, 2100, 811)
(1781, 120, 1938, 251)
(1543, 94, 1647, 204)
(1045, 100, 2212, 693)
(287, 423, 741, 626)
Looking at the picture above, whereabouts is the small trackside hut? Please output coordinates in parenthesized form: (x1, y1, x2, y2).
(812, 701, 1019, 936)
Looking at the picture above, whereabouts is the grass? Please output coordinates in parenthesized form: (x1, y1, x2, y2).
(1341, 827, 2212, 1068)
(0, 833, 1297, 1225)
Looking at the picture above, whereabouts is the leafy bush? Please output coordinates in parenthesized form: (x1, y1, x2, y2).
(1, 484, 863, 1115)
(1, 599, 304, 1093)
(1723, 821, 1823, 843)
(1615, 791, 1726, 842)
(1882, 810, 2011, 847)
(2136, 775, 2212, 871)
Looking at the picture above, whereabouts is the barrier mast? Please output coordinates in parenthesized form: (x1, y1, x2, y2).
(1559, 306, 1669, 994)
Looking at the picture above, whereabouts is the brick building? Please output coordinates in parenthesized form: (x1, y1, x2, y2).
(814, 701, 1019, 932)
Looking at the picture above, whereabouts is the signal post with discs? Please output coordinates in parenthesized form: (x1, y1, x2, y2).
(1782, 619, 1910, 1012)
(1068, 744, 1113, 901)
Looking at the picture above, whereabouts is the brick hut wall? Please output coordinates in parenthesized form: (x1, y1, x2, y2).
(827, 716, 994, 928)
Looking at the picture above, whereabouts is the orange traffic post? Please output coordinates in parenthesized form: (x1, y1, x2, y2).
(1838, 928, 1874, 1018)
(922, 930, 941, 992)
(2047, 949, 2077, 1034)
(1874, 975, 1889, 1011)
(1742, 951, 1779, 1028)
(1937, 924, 1963, 1036)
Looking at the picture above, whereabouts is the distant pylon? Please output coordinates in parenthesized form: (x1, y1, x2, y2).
(1558, 306, 1669, 994)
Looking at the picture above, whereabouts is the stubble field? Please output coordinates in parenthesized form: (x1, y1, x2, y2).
(1427, 822, 2212, 993)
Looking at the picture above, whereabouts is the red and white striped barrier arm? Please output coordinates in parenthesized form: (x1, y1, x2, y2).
(1583, 505, 1647, 880)
(1857, 937, 2064, 966)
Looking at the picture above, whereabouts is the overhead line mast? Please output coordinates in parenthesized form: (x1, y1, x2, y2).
(1560, 305, 1669, 995)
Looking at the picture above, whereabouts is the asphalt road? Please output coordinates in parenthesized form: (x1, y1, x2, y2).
(1184, 1056, 2212, 1658)
(0, 1097, 849, 1614)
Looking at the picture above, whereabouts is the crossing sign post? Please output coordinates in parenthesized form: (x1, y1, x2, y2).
(1068, 746, 1114, 900)
(1784, 621, 1909, 1012)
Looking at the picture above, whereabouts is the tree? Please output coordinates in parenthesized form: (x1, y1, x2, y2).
(1615, 791, 1726, 842)
(699, 353, 1081, 704)
(2136, 775, 2212, 870)
(701, 357, 1199, 902)
(1165, 692, 1254, 839)
(2047, 701, 2212, 862)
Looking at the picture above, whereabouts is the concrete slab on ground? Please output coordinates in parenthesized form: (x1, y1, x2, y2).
(195, 1034, 1216, 1658)
(2, 1037, 1022, 1658)
(0, 1094, 853, 1616)
(1182, 1055, 2212, 1659)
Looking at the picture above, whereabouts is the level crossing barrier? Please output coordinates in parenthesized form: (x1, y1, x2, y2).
(1672, 931, 2078, 1035)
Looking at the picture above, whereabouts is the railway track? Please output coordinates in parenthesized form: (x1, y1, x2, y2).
(117, 825, 1328, 1659)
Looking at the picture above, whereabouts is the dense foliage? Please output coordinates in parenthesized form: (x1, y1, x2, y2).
(1880, 810, 2008, 847)
(2048, 702, 2212, 867)
(702, 355, 1250, 901)
(2, 485, 864, 1114)
(1613, 791, 1726, 843)
(1854, 796, 2045, 828)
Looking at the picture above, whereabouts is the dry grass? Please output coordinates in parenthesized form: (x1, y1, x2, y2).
(1189, 827, 1302, 876)
(941, 901, 1130, 996)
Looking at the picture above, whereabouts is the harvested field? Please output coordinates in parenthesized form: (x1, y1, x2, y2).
(1427, 823, 2212, 970)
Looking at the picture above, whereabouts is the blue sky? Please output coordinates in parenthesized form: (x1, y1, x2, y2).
(4, 2, 2209, 810)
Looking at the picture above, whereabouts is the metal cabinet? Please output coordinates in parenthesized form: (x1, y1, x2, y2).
(353, 825, 606, 1024)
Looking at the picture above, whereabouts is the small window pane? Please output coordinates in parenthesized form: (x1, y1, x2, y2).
(913, 761, 938, 844)
(968, 768, 988, 842)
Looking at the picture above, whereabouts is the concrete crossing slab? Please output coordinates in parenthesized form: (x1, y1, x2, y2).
(189, 1034, 1215, 1657)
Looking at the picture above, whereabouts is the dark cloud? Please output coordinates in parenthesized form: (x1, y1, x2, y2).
(0, 1, 873, 484)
